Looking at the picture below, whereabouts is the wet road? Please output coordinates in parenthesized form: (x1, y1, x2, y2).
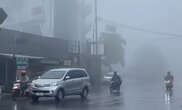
(0, 86, 124, 110)
(1, 75, 182, 110)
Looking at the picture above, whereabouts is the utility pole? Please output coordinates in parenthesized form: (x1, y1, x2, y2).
(94, 0, 98, 56)
(94, 0, 102, 86)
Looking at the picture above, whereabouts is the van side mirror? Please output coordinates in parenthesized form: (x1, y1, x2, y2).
(65, 76, 70, 80)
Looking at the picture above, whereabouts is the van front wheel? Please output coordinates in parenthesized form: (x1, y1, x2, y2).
(81, 88, 88, 99)
(55, 89, 64, 101)
(32, 95, 39, 102)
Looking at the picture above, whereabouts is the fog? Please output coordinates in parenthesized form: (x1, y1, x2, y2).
(1, 1, 182, 109)
(98, 0, 182, 77)
(1, 0, 182, 79)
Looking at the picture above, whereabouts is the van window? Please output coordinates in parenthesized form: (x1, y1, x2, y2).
(67, 70, 88, 79)
(75, 70, 88, 78)
(80, 70, 88, 77)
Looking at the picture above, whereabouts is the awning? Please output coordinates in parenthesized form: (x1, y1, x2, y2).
(0, 53, 44, 59)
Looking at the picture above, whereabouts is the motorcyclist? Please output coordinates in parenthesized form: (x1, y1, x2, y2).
(164, 71, 174, 90)
(111, 72, 122, 90)
(19, 70, 29, 95)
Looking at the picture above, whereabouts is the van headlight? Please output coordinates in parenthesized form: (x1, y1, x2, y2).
(51, 82, 58, 86)
(31, 82, 35, 87)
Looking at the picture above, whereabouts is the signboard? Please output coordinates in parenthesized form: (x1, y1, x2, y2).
(16, 57, 29, 70)
(90, 42, 104, 56)
(40, 59, 61, 65)
(64, 60, 72, 66)
(0, 8, 7, 25)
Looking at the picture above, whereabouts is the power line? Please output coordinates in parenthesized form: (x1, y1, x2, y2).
(98, 17, 182, 38)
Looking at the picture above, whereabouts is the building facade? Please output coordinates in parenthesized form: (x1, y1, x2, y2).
(1, 0, 54, 37)
(0, 28, 74, 92)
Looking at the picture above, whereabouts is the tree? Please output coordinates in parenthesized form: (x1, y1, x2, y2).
(77, 0, 92, 54)
(101, 25, 126, 71)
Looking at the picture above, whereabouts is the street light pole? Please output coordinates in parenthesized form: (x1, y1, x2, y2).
(13, 32, 17, 81)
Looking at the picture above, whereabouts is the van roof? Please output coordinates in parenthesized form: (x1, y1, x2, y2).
(50, 68, 86, 72)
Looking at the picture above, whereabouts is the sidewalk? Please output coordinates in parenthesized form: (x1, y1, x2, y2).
(0, 93, 11, 99)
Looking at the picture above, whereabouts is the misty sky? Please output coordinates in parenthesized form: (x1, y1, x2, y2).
(1, 0, 182, 75)
(99, 0, 182, 33)
(98, 0, 182, 77)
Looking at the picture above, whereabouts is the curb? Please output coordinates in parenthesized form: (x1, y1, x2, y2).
(0, 93, 11, 97)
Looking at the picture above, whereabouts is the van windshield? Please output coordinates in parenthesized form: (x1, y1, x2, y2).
(40, 71, 66, 79)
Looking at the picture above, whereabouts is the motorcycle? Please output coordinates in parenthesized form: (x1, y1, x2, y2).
(109, 81, 120, 94)
(12, 80, 31, 100)
(165, 80, 173, 91)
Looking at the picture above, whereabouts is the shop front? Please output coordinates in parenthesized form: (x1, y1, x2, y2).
(0, 54, 16, 92)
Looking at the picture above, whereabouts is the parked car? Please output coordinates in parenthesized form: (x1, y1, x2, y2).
(102, 72, 114, 85)
(30, 68, 91, 102)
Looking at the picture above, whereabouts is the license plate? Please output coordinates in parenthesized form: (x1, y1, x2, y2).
(36, 93, 44, 96)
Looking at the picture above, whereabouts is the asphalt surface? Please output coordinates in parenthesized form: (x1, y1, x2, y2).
(1, 74, 182, 110)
